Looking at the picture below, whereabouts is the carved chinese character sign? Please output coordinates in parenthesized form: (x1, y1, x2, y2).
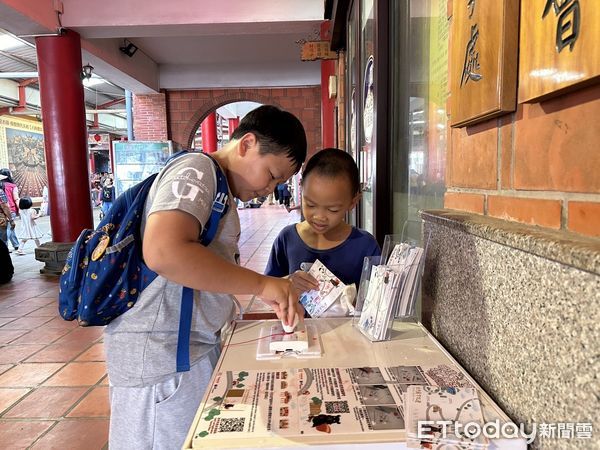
(450, 0, 519, 127)
(300, 41, 337, 61)
(519, 0, 598, 102)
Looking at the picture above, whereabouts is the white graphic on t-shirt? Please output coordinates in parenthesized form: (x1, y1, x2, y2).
(171, 167, 205, 201)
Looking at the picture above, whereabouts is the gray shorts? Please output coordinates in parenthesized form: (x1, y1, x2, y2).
(109, 346, 220, 450)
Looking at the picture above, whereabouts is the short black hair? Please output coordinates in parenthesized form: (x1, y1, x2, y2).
(302, 148, 360, 195)
(231, 105, 307, 172)
(0, 168, 13, 183)
(19, 196, 33, 210)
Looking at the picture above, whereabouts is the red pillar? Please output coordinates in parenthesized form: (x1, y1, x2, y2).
(228, 117, 239, 139)
(36, 30, 93, 243)
(321, 21, 336, 149)
(201, 112, 218, 153)
(89, 151, 96, 174)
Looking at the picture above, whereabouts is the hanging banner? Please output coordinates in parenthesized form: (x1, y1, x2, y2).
(449, 0, 519, 127)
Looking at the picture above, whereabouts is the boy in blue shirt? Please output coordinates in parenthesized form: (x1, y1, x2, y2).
(106, 105, 307, 449)
(265, 148, 380, 300)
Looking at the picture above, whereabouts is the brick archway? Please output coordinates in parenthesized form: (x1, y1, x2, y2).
(181, 92, 280, 148)
(166, 87, 321, 156)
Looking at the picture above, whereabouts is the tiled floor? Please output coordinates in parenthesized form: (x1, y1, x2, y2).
(0, 204, 298, 449)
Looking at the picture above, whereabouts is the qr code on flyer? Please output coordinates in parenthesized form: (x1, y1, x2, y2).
(218, 418, 245, 432)
(325, 400, 350, 413)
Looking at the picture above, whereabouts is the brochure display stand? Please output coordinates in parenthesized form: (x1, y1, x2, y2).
(183, 318, 526, 450)
(354, 235, 425, 341)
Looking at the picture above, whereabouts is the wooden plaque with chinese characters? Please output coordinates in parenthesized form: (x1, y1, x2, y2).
(450, 0, 519, 127)
(300, 41, 337, 61)
(519, 0, 600, 103)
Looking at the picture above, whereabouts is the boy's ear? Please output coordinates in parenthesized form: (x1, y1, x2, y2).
(349, 192, 361, 210)
(238, 132, 257, 156)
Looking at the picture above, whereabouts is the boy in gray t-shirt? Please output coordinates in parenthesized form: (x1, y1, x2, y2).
(106, 105, 307, 449)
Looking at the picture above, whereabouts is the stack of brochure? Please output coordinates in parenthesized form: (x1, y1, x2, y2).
(387, 243, 424, 318)
(405, 385, 490, 449)
(299, 260, 346, 317)
(357, 265, 402, 340)
(356, 242, 424, 341)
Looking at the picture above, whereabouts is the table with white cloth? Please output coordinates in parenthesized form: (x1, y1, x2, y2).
(183, 318, 526, 450)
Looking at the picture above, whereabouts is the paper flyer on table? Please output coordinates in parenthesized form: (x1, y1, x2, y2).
(191, 364, 478, 447)
(405, 385, 489, 449)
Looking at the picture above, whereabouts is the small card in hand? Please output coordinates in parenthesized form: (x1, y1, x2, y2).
(299, 259, 346, 317)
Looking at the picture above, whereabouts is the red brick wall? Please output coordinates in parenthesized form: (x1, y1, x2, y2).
(134, 87, 321, 161)
(446, 83, 600, 238)
(445, 9, 600, 238)
(154, 88, 321, 159)
(132, 93, 168, 141)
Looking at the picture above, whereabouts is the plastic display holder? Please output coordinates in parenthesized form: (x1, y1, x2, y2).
(353, 236, 426, 342)
(353, 255, 402, 342)
(381, 233, 418, 265)
(381, 233, 429, 322)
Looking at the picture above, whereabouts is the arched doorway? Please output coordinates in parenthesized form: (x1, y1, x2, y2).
(190, 101, 263, 151)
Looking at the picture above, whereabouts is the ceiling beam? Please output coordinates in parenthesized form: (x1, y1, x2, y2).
(0, 49, 37, 68)
(0, 1, 160, 93)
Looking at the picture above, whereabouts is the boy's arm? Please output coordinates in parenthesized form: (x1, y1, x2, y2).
(265, 234, 318, 293)
(143, 209, 300, 325)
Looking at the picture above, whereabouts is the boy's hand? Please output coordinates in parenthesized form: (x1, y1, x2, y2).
(258, 276, 303, 326)
(289, 271, 319, 294)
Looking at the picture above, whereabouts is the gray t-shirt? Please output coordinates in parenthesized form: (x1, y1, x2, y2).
(105, 153, 239, 387)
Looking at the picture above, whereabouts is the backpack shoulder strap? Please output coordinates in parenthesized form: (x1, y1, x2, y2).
(175, 151, 229, 372)
(199, 152, 229, 246)
(156, 151, 229, 246)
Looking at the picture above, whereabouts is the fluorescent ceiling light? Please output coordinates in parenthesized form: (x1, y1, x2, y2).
(83, 76, 105, 87)
(0, 33, 27, 51)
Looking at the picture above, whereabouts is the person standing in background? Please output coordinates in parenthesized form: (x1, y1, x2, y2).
(15, 197, 43, 255)
(101, 178, 115, 217)
(0, 239, 14, 284)
(0, 170, 20, 252)
(0, 191, 15, 248)
(91, 181, 102, 209)
(40, 185, 50, 216)
(278, 182, 292, 208)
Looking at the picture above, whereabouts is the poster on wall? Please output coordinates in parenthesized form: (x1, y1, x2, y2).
(112, 141, 172, 196)
(0, 116, 47, 197)
(449, 0, 519, 127)
(519, 0, 600, 103)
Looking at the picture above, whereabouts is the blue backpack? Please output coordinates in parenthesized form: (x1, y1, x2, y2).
(58, 151, 229, 372)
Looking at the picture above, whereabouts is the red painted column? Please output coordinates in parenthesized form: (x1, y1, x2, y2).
(89, 152, 96, 174)
(36, 30, 93, 242)
(228, 117, 239, 139)
(201, 112, 218, 153)
(321, 21, 336, 149)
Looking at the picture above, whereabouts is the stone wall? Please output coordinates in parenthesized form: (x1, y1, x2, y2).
(421, 209, 599, 449)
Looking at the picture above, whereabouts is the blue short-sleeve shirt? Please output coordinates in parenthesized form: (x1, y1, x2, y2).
(265, 224, 381, 286)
